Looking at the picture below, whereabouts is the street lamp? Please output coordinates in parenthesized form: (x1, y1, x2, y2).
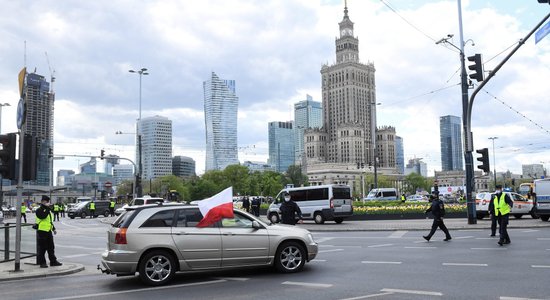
(128, 67, 148, 197)
(488, 137, 498, 188)
(370, 102, 381, 189)
(0, 103, 10, 134)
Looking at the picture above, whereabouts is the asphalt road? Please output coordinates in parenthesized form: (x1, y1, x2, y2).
(1, 216, 549, 300)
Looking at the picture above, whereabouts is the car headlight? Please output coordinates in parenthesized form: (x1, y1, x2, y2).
(307, 233, 316, 244)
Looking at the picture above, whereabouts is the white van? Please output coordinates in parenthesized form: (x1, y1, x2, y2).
(364, 188, 398, 201)
(268, 184, 353, 224)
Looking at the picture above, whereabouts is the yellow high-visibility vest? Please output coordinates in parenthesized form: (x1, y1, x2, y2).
(36, 212, 53, 232)
(494, 193, 511, 216)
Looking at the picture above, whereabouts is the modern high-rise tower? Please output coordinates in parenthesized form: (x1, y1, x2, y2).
(138, 115, 173, 180)
(305, 4, 378, 167)
(440, 115, 463, 171)
(268, 121, 294, 173)
(204, 72, 239, 171)
(24, 72, 54, 186)
(395, 136, 405, 174)
(294, 95, 322, 165)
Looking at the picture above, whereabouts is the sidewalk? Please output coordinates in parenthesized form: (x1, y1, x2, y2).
(0, 257, 84, 282)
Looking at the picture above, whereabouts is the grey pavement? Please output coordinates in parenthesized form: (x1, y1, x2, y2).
(0, 216, 547, 282)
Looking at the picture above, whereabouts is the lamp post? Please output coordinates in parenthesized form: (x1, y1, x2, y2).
(128, 68, 148, 197)
(115, 130, 138, 197)
(370, 102, 381, 189)
(488, 137, 498, 188)
(0, 103, 10, 134)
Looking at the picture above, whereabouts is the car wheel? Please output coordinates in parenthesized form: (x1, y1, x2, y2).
(530, 211, 539, 219)
(334, 217, 344, 224)
(274, 241, 305, 273)
(269, 213, 280, 223)
(70, 216, 75, 219)
(139, 250, 176, 286)
(314, 212, 325, 224)
(514, 214, 522, 219)
(476, 213, 485, 220)
(80, 212, 87, 219)
(104, 210, 110, 217)
(541, 215, 550, 222)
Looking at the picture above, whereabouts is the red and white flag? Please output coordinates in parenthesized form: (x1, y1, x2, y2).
(196, 187, 234, 227)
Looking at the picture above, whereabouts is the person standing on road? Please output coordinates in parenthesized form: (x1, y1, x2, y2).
(492, 184, 513, 246)
(109, 199, 116, 217)
(242, 196, 250, 213)
(487, 196, 498, 237)
(280, 192, 303, 225)
(20, 202, 27, 223)
(251, 197, 260, 217)
(89, 200, 96, 218)
(423, 191, 452, 242)
(35, 195, 62, 268)
(52, 202, 60, 221)
(60, 202, 65, 218)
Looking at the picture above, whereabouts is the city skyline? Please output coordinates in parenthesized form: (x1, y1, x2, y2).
(0, 1, 549, 180)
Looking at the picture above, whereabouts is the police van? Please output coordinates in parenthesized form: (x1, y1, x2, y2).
(364, 188, 398, 201)
(268, 184, 353, 224)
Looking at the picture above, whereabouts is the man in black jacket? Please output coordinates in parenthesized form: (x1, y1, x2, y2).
(423, 191, 451, 242)
(491, 185, 514, 246)
(35, 195, 62, 268)
(279, 192, 303, 225)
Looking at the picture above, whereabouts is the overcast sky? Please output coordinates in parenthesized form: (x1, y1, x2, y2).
(1, 0, 549, 182)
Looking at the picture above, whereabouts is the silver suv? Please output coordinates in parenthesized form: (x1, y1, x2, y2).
(100, 203, 318, 286)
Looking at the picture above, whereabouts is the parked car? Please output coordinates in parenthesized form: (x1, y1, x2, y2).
(406, 195, 428, 202)
(364, 188, 398, 201)
(114, 196, 165, 216)
(68, 200, 111, 219)
(100, 203, 318, 286)
(475, 191, 537, 219)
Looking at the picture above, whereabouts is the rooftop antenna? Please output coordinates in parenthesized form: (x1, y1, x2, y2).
(24, 40, 27, 67)
(45, 51, 56, 92)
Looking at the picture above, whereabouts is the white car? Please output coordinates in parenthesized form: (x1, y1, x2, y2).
(475, 191, 537, 219)
(115, 196, 165, 216)
(406, 195, 428, 202)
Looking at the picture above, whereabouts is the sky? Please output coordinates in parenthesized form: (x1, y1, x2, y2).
(0, 0, 549, 183)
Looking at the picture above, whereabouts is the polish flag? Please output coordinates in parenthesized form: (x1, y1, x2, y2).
(196, 187, 234, 227)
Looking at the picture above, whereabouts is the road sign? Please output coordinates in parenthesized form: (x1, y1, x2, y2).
(105, 182, 112, 188)
(535, 20, 550, 44)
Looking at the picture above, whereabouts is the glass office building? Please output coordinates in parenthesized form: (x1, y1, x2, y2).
(294, 95, 322, 165)
(440, 115, 463, 171)
(268, 121, 294, 173)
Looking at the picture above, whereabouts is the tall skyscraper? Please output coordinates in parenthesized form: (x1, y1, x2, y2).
(440, 115, 463, 171)
(204, 72, 239, 171)
(172, 156, 196, 177)
(113, 164, 134, 185)
(138, 115, 172, 180)
(268, 121, 294, 173)
(294, 95, 322, 165)
(405, 158, 428, 177)
(305, 4, 379, 167)
(23, 72, 54, 185)
(395, 136, 405, 174)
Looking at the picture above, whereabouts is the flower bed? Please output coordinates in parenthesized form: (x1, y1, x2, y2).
(352, 201, 467, 215)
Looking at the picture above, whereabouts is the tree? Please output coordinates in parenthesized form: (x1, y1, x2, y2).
(284, 165, 308, 187)
(404, 173, 429, 194)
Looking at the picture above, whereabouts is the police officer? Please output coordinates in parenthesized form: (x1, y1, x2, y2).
(20, 202, 27, 223)
(60, 202, 65, 218)
(492, 184, 513, 246)
(89, 200, 96, 218)
(35, 195, 62, 268)
(279, 192, 303, 225)
(251, 197, 260, 217)
(423, 191, 452, 242)
(401, 193, 406, 203)
(242, 196, 250, 213)
(487, 195, 498, 237)
(109, 199, 116, 217)
(52, 202, 60, 221)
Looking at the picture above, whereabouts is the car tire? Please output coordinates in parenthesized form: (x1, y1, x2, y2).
(334, 217, 344, 224)
(541, 215, 550, 222)
(104, 210, 110, 217)
(476, 213, 485, 220)
(139, 250, 176, 286)
(80, 212, 87, 219)
(514, 214, 522, 219)
(70, 216, 75, 219)
(274, 241, 306, 273)
(530, 210, 539, 219)
(314, 212, 325, 224)
(269, 213, 280, 224)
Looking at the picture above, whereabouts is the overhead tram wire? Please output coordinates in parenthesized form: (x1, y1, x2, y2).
(378, 0, 437, 43)
(383, 83, 460, 107)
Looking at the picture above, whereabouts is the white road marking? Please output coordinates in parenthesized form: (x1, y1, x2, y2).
(311, 259, 327, 262)
(368, 243, 393, 248)
(458, 229, 483, 232)
(213, 277, 250, 281)
(56, 244, 105, 251)
(339, 292, 394, 300)
(531, 265, 550, 268)
(62, 251, 103, 259)
(453, 236, 473, 239)
(362, 261, 402, 265)
(521, 229, 539, 233)
(281, 281, 333, 288)
(381, 288, 443, 296)
(388, 231, 407, 238)
(536, 238, 550, 241)
(318, 248, 344, 253)
(443, 263, 488, 267)
(404, 246, 437, 249)
(501, 297, 544, 300)
(471, 248, 507, 251)
(476, 238, 495, 240)
(42, 279, 227, 300)
(320, 245, 362, 248)
(315, 237, 335, 243)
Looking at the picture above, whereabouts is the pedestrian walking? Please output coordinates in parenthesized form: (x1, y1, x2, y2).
(242, 196, 250, 213)
(279, 192, 303, 225)
(423, 191, 451, 242)
(487, 198, 498, 237)
(89, 200, 96, 218)
(52, 202, 60, 221)
(109, 199, 116, 217)
(251, 197, 260, 217)
(20, 202, 27, 223)
(35, 195, 62, 268)
(492, 184, 513, 246)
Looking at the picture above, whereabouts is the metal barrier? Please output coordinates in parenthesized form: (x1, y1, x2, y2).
(0, 223, 36, 263)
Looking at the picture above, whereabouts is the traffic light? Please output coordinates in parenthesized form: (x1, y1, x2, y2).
(0, 133, 17, 180)
(23, 134, 37, 181)
(476, 148, 490, 173)
(467, 54, 484, 82)
(100, 149, 105, 160)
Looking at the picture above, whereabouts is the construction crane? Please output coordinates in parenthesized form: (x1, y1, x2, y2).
(45, 51, 56, 93)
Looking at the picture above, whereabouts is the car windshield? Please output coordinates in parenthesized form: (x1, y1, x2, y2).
(75, 201, 89, 208)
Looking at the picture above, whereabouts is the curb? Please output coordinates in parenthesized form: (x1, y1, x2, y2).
(0, 263, 85, 282)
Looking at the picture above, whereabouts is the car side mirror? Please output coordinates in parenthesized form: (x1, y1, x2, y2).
(252, 220, 262, 229)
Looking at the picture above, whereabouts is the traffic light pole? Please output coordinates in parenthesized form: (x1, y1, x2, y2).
(14, 128, 25, 271)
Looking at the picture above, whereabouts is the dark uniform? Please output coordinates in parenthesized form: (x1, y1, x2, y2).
(280, 198, 303, 225)
(423, 192, 451, 241)
(52, 203, 60, 221)
(251, 197, 260, 217)
(487, 196, 498, 237)
(89, 201, 96, 218)
(242, 197, 250, 213)
(491, 187, 513, 246)
(35, 195, 62, 268)
(109, 200, 116, 217)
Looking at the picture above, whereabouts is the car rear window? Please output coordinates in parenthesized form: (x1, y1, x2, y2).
(333, 187, 351, 199)
(112, 210, 136, 228)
